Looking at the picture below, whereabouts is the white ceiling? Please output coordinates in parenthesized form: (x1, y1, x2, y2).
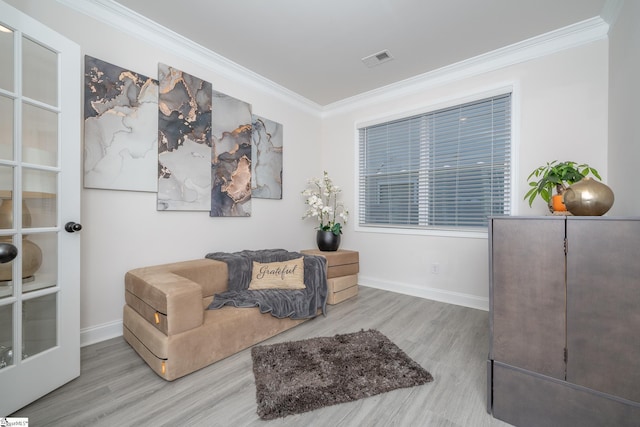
(113, 0, 608, 106)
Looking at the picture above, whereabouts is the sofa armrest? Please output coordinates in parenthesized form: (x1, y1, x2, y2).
(125, 267, 204, 336)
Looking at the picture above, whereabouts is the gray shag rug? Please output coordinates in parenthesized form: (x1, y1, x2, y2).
(251, 329, 434, 420)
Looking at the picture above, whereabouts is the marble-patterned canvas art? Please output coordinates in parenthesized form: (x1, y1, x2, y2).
(251, 115, 283, 199)
(157, 63, 212, 211)
(210, 90, 252, 217)
(83, 56, 158, 192)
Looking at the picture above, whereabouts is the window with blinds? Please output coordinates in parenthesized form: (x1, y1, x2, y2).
(358, 93, 511, 230)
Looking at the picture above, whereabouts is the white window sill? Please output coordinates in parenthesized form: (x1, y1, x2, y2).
(354, 225, 488, 239)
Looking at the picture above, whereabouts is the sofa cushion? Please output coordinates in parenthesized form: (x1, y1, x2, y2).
(249, 257, 306, 290)
(123, 302, 309, 380)
(124, 259, 223, 335)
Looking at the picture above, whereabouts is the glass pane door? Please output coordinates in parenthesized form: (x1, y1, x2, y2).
(0, 16, 17, 372)
(0, 1, 81, 415)
(17, 36, 60, 364)
(19, 35, 61, 362)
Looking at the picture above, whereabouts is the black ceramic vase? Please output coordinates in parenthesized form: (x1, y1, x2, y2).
(316, 230, 341, 251)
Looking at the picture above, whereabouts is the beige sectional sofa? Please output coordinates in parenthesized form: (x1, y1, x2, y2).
(123, 255, 324, 381)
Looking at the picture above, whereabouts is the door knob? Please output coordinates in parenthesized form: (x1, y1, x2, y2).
(0, 242, 18, 264)
(65, 222, 82, 233)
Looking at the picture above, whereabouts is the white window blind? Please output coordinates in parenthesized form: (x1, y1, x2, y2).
(358, 93, 511, 230)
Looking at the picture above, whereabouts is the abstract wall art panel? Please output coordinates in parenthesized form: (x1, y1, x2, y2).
(84, 55, 158, 192)
(210, 90, 252, 217)
(251, 115, 283, 199)
(157, 63, 212, 211)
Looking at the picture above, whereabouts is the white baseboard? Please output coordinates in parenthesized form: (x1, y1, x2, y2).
(80, 319, 123, 347)
(79, 279, 487, 347)
(359, 276, 489, 311)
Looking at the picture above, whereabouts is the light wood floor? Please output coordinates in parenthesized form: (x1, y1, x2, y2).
(12, 286, 512, 427)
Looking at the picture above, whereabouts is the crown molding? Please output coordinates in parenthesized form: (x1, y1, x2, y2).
(57, 0, 610, 119)
(321, 16, 610, 117)
(57, 0, 323, 116)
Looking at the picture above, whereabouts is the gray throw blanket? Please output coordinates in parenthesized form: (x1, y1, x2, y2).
(205, 249, 327, 319)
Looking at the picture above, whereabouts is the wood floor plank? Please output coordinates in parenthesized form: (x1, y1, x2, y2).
(11, 286, 512, 426)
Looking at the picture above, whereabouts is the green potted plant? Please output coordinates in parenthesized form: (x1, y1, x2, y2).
(524, 160, 601, 212)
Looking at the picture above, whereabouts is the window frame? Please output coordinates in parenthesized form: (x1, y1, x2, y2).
(353, 84, 518, 238)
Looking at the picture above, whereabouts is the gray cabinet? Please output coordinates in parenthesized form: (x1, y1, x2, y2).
(488, 217, 640, 427)
(566, 219, 640, 403)
(491, 218, 566, 379)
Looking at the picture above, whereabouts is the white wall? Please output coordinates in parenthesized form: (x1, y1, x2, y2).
(6, 0, 616, 343)
(321, 40, 609, 309)
(5, 0, 324, 344)
(608, 0, 640, 215)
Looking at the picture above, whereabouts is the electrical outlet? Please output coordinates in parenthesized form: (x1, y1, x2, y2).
(430, 263, 440, 274)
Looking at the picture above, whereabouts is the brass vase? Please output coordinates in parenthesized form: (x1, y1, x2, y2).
(563, 177, 614, 216)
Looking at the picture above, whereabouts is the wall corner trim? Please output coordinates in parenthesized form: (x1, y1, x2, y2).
(600, 0, 625, 28)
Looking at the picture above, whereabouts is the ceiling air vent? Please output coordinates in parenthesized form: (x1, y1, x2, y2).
(362, 49, 394, 68)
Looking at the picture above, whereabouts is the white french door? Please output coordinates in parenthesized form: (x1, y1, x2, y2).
(0, 1, 81, 416)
